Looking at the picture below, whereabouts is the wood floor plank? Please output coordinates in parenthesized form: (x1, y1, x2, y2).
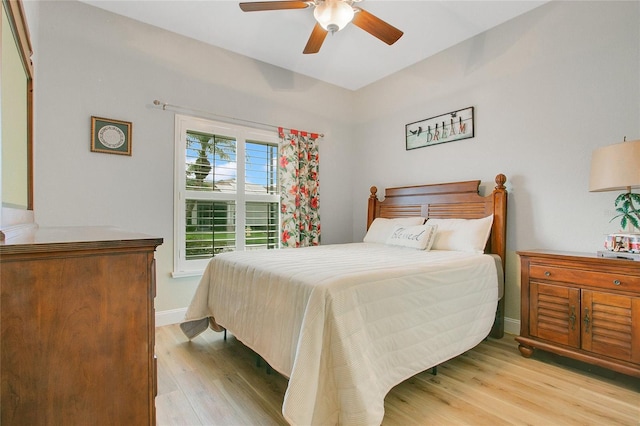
(467, 343, 640, 418)
(155, 389, 202, 426)
(156, 325, 640, 425)
(398, 369, 551, 425)
(467, 346, 637, 424)
(439, 356, 621, 425)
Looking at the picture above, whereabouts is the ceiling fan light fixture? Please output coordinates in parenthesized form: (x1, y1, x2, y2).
(313, 0, 354, 33)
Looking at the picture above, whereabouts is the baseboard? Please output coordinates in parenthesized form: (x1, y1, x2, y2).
(156, 308, 187, 327)
(504, 316, 520, 336)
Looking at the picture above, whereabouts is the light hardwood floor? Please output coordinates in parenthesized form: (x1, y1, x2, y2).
(156, 324, 639, 425)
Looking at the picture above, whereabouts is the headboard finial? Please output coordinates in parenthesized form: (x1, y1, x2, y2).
(495, 174, 507, 190)
(369, 186, 378, 199)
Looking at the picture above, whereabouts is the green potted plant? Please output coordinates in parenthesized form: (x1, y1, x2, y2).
(611, 191, 640, 231)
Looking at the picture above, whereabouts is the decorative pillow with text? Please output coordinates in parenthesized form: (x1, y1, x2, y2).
(363, 217, 426, 244)
(385, 224, 438, 250)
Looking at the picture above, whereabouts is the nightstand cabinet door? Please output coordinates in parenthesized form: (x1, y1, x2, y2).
(530, 282, 580, 348)
(581, 290, 640, 363)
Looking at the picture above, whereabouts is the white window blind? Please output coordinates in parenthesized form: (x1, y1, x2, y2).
(174, 115, 279, 277)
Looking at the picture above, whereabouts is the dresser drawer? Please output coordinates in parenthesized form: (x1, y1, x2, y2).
(530, 264, 640, 292)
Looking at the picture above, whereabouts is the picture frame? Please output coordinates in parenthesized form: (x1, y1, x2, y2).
(91, 116, 132, 156)
(405, 106, 474, 150)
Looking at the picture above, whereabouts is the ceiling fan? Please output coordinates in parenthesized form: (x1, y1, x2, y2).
(238, 0, 403, 54)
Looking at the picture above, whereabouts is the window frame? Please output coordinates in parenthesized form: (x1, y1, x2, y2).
(173, 115, 279, 277)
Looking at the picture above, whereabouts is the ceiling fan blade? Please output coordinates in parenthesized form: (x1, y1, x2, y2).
(303, 23, 328, 54)
(239, 1, 311, 12)
(352, 8, 403, 45)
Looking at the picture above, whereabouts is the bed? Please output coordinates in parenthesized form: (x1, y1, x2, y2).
(181, 174, 508, 426)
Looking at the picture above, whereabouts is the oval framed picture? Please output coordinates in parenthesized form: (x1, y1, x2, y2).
(91, 116, 132, 156)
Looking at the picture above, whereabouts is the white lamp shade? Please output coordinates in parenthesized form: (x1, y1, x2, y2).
(314, 0, 354, 32)
(589, 139, 640, 192)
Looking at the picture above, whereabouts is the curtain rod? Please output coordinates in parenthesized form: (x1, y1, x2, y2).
(151, 100, 324, 138)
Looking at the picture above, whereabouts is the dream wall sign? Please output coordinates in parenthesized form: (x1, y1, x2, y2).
(405, 107, 474, 150)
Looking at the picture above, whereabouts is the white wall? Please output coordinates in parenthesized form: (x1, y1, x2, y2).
(351, 1, 640, 326)
(32, 0, 355, 312)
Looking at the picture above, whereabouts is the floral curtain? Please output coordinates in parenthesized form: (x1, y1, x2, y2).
(278, 128, 320, 248)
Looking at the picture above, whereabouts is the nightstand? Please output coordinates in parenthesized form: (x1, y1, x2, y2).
(516, 250, 640, 378)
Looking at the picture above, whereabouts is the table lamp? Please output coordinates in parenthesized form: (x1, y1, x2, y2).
(590, 138, 640, 253)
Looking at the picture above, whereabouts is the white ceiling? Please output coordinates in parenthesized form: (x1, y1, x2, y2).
(81, 0, 547, 91)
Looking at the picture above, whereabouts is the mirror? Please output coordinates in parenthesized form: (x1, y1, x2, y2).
(1, 0, 33, 212)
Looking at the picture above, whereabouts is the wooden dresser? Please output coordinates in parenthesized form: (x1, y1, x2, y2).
(516, 250, 640, 378)
(1, 226, 163, 425)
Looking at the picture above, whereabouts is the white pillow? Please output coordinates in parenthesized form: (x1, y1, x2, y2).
(385, 224, 438, 250)
(427, 215, 494, 253)
(363, 217, 426, 244)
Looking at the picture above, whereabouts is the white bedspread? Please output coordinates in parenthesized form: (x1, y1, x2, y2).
(184, 243, 499, 425)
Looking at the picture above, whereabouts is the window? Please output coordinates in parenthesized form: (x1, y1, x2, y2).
(174, 115, 279, 276)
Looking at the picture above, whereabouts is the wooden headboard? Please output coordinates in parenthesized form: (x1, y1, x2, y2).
(367, 174, 508, 338)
